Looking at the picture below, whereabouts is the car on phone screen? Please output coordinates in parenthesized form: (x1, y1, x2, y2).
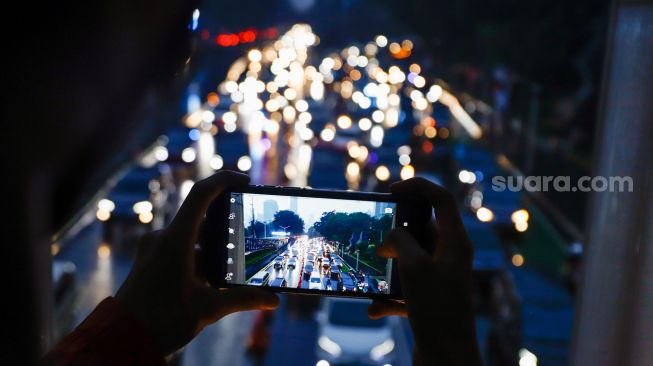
(368, 278, 380, 294)
(325, 279, 335, 291)
(249, 272, 270, 286)
(341, 274, 357, 291)
(354, 273, 368, 291)
(269, 278, 287, 288)
(273, 256, 285, 269)
(303, 263, 314, 280)
(377, 280, 389, 294)
(309, 271, 323, 290)
(322, 259, 331, 270)
(330, 267, 342, 281)
(316, 298, 395, 364)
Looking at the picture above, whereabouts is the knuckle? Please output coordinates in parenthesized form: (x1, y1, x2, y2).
(210, 170, 232, 182)
(211, 170, 229, 181)
(190, 180, 208, 195)
(416, 177, 437, 190)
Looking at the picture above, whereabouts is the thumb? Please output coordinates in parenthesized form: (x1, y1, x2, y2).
(377, 228, 428, 261)
(211, 287, 280, 316)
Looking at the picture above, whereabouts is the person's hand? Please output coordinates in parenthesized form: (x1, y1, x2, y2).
(115, 171, 279, 356)
(368, 177, 482, 366)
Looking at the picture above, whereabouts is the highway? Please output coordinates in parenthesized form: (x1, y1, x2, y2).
(246, 236, 389, 294)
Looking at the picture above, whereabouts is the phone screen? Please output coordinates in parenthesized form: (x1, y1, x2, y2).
(223, 192, 396, 295)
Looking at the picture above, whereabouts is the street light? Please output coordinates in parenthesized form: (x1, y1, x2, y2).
(279, 225, 291, 239)
(355, 249, 360, 271)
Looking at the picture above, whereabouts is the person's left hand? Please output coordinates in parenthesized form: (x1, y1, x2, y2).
(115, 171, 279, 356)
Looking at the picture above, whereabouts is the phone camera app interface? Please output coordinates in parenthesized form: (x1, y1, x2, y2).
(225, 193, 395, 294)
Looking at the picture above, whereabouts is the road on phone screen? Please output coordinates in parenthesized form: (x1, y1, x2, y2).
(246, 235, 390, 295)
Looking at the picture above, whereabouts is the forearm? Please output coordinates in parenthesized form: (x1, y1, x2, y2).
(43, 297, 165, 366)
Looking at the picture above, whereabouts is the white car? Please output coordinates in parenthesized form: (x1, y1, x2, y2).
(248, 272, 270, 286)
(316, 298, 395, 365)
(309, 271, 323, 290)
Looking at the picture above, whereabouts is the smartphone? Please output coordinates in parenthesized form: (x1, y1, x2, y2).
(201, 185, 406, 301)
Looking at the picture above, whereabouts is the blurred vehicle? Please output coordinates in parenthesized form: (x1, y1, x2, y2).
(333, 259, 343, 268)
(107, 166, 160, 221)
(215, 130, 249, 165)
(453, 145, 520, 225)
(248, 272, 270, 286)
(104, 166, 161, 253)
(269, 278, 287, 288)
(287, 258, 297, 269)
(316, 298, 395, 365)
(309, 271, 323, 290)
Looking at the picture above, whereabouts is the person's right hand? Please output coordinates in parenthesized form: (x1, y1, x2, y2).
(368, 178, 482, 366)
(115, 171, 279, 356)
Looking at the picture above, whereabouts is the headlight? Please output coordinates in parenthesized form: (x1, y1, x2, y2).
(318, 336, 342, 357)
(370, 339, 395, 361)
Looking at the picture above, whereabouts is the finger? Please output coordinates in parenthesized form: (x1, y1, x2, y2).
(136, 230, 163, 256)
(391, 177, 463, 229)
(368, 300, 407, 319)
(194, 286, 278, 329)
(391, 177, 469, 260)
(212, 287, 280, 316)
(169, 171, 249, 246)
(377, 228, 429, 261)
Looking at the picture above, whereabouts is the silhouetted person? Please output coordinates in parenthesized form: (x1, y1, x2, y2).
(6, 1, 197, 363)
(5, 1, 481, 365)
(44, 174, 482, 366)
